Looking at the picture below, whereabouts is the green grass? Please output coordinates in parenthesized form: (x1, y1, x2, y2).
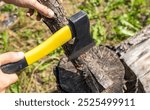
(79, 0, 150, 45)
(0, 31, 8, 51)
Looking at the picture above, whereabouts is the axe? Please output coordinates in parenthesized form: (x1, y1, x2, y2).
(1, 11, 95, 74)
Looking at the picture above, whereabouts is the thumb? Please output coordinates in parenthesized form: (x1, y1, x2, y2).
(0, 52, 24, 65)
(30, 0, 54, 18)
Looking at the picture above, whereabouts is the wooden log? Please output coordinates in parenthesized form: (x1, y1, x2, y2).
(55, 46, 125, 93)
(39, 0, 125, 93)
(116, 25, 150, 92)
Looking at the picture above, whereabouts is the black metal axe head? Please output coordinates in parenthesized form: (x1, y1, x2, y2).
(68, 11, 95, 60)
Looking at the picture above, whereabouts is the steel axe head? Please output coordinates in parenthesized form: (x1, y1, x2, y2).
(68, 11, 95, 60)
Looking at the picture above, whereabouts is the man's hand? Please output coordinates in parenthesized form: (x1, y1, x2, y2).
(3, 0, 54, 19)
(0, 52, 24, 93)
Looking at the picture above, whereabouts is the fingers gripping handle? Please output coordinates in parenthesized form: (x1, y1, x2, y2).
(0, 58, 28, 74)
(0, 25, 72, 74)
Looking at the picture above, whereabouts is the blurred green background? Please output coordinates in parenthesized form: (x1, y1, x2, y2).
(0, 0, 150, 93)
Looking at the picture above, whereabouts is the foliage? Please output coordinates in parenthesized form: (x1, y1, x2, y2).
(79, 0, 150, 44)
(0, 31, 8, 51)
(0, 4, 16, 12)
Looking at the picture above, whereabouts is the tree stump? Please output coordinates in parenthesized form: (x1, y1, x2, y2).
(55, 46, 125, 93)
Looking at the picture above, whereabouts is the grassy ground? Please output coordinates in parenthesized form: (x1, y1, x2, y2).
(0, 0, 150, 93)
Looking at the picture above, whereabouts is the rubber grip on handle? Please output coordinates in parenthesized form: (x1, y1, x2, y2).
(0, 58, 28, 74)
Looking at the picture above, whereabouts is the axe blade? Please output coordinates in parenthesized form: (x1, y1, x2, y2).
(68, 11, 95, 60)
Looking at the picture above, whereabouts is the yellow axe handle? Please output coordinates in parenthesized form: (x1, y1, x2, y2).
(25, 25, 72, 65)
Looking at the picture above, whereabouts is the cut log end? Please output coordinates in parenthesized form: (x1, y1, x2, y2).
(54, 46, 125, 93)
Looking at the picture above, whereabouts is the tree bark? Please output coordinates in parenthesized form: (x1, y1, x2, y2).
(116, 25, 150, 93)
(39, 0, 125, 93)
